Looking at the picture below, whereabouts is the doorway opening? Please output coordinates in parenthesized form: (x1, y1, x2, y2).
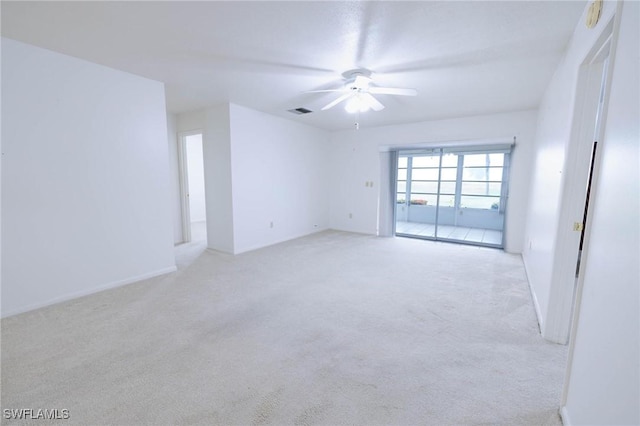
(179, 132, 207, 243)
(395, 146, 511, 248)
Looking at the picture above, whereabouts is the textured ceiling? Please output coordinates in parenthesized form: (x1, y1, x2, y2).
(1, 1, 586, 130)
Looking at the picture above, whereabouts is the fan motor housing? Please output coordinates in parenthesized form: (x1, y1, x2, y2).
(342, 68, 372, 82)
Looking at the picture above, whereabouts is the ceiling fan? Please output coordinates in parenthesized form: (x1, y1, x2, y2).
(307, 68, 418, 113)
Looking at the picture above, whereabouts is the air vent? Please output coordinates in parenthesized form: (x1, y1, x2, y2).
(288, 107, 313, 115)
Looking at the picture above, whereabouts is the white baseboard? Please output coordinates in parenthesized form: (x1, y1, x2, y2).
(231, 227, 330, 255)
(522, 255, 545, 334)
(1, 265, 177, 318)
(560, 406, 571, 425)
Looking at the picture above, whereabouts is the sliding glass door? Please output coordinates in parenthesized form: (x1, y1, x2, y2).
(395, 147, 510, 248)
(396, 152, 440, 238)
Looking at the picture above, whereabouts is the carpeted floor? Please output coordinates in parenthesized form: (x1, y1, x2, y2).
(1, 231, 567, 425)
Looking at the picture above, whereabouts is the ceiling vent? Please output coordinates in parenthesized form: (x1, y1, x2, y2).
(288, 107, 313, 115)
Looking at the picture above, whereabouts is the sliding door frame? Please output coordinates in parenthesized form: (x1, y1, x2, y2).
(394, 144, 513, 248)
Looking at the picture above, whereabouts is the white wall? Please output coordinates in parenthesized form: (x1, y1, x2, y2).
(203, 105, 235, 253)
(167, 112, 183, 244)
(522, 1, 618, 342)
(172, 105, 330, 254)
(0, 32, 3, 313)
(562, 1, 639, 424)
(229, 104, 330, 254)
(1, 38, 176, 317)
(185, 134, 206, 223)
(328, 110, 538, 253)
(177, 110, 205, 134)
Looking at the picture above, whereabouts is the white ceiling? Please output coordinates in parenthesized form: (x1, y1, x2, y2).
(1, 1, 586, 131)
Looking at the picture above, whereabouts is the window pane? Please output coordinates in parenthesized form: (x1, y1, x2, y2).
(488, 153, 504, 166)
(464, 153, 505, 167)
(401, 152, 507, 213)
(441, 153, 458, 167)
(410, 193, 438, 206)
(397, 194, 406, 204)
(461, 182, 502, 196)
(440, 168, 457, 180)
(460, 196, 500, 209)
(489, 167, 503, 181)
(412, 155, 440, 168)
(412, 168, 439, 180)
(464, 154, 490, 167)
(463, 167, 487, 180)
(411, 181, 439, 193)
(439, 181, 457, 194)
(462, 167, 503, 181)
(409, 193, 455, 207)
(438, 194, 455, 207)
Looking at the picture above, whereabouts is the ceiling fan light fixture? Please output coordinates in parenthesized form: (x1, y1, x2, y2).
(345, 95, 370, 113)
(312, 68, 414, 113)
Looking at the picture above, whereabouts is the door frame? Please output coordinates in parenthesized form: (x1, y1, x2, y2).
(177, 130, 204, 243)
(543, 19, 614, 345)
(561, 14, 618, 409)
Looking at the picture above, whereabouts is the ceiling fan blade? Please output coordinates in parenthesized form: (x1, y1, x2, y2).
(361, 93, 385, 111)
(303, 88, 348, 94)
(321, 92, 354, 110)
(369, 87, 418, 96)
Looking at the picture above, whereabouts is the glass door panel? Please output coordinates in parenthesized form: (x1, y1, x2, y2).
(395, 149, 510, 248)
(435, 153, 459, 240)
(395, 151, 441, 238)
(396, 156, 409, 223)
(452, 153, 505, 246)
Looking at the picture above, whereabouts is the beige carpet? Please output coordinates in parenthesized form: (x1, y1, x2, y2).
(1, 231, 567, 425)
